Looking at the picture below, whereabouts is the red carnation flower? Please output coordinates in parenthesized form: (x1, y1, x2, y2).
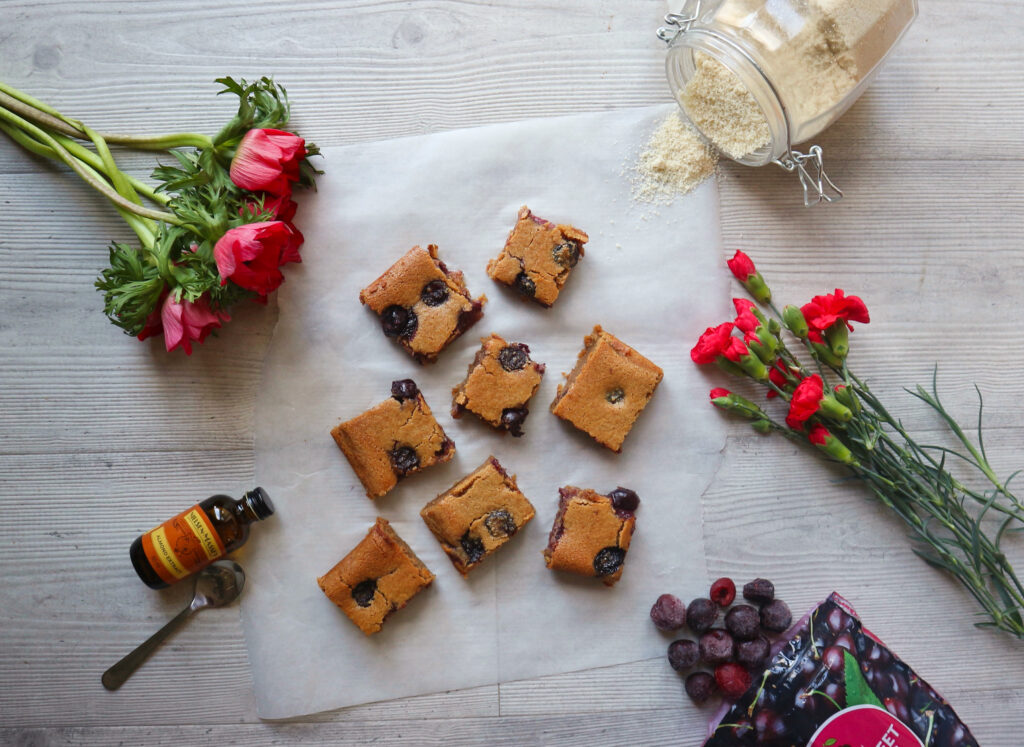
(766, 359, 797, 399)
(727, 250, 757, 281)
(722, 337, 750, 363)
(808, 423, 830, 446)
(710, 387, 732, 400)
(786, 374, 824, 429)
(733, 298, 760, 334)
(691, 322, 735, 364)
(801, 288, 870, 332)
(214, 221, 304, 295)
(229, 128, 306, 196)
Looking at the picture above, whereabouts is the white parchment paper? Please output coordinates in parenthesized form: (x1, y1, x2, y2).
(243, 105, 731, 718)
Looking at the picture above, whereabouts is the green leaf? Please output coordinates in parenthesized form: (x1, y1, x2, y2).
(843, 649, 882, 708)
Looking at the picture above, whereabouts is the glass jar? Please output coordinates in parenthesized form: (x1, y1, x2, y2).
(658, 0, 918, 204)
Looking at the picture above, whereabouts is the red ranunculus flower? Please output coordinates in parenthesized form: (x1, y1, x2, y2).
(801, 288, 870, 332)
(691, 322, 735, 364)
(214, 221, 304, 295)
(160, 293, 229, 355)
(229, 128, 306, 196)
(244, 192, 299, 223)
(733, 298, 760, 334)
(786, 374, 824, 429)
(727, 250, 757, 281)
(722, 337, 750, 363)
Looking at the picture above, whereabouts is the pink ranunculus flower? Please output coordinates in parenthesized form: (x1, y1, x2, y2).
(160, 293, 229, 355)
(213, 221, 304, 295)
(229, 128, 306, 196)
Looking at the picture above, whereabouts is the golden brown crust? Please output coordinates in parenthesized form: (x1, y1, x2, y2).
(542, 487, 636, 587)
(486, 206, 588, 307)
(550, 325, 663, 452)
(331, 385, 455, 498)
(360, 245, 485, 362)
(420, 457, 535, 575)
(317, 518, 435, 635)
(451, 334, 545, 433)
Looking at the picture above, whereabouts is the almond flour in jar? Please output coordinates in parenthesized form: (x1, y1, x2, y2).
(661, 0, 918, 202)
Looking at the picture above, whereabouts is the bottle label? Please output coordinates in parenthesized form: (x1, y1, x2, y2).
(141, 504, 226, 585)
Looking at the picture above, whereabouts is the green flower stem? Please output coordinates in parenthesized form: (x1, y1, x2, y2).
(101, 132, 214, 150)
(81, 123, 141, 206)
(52, 134, 169, 205)
(0, 104, 180, 225)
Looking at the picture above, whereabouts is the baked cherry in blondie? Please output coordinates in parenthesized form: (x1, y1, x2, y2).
(420, 457, 535, 575)
(543, 486, 639, 586)
(486, 206, 588, 307)
(359, 244, 485, 363)
(451, 334, 545, 437)
(331, 379, 454, 498)
(550, 325, 663, 452)
(317, 517, 434, 636)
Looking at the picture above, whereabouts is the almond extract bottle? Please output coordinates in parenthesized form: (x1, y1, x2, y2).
(130, 488, 275, 588)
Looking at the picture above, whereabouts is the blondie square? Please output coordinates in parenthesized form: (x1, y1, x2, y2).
(543, 486, 639, 587)
(451, 334, 546, 437)
(486, 206, 588, 307)
(317, 517, 434, 635)
(359, 244, 485, 363)
(331, 379, 455, 498)
(420, 457, 536, 575)
(550, 325, 663, 452)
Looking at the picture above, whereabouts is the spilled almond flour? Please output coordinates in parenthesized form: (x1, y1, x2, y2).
(631, 110, 718, 204)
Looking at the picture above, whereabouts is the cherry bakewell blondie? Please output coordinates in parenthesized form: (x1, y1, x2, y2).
(486, 206, 588, 307)
(317, 517, 434, 635)
(550, 325, 663, 452)
(451, 334, 546, 437)
(543, 486, 639, 587)
(359, 244, 485, 363)
(331, 379, 455, 498)
(420, 457, 535, 575)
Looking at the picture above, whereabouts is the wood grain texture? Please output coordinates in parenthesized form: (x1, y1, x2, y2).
(2, 0, 1024, 744)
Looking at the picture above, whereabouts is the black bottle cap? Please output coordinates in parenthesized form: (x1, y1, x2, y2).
(244, 487, 275, 519)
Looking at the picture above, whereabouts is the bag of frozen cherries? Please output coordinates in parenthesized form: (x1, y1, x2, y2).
(704, 592, 977, 746)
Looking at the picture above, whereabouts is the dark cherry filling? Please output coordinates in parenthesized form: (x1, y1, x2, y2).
(512, 271, 536, 297)
(420, 279, 449, 306)
(381, 305, 418, 339)
(593, 546, 625, 576)
(389, 445, 419, 475)
(552, 240, 580, 268)
(390, 379, 419, 401)
(497, 344, 530, 372)
(500, 406, 528, 437)
(460, 532, 485, 564)
(351, 578, 377, 607)
(484, 509, 517, 538)
(608, 487, 640, 515)
(455, 299, 484, 334)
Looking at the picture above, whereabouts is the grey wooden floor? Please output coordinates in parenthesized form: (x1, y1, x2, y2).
(2, 1, 1023, 744)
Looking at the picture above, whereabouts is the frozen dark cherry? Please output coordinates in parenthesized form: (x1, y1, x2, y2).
(497, 344, 529, 372)
(742, 578, 775, 605)
(760, 599, 792, 632)
(699, 629, 735, 664)
(686, 597, 719, 634)
(709, 577, 736, 607)
(667, 639, 699, 671)
(552, 240, 581, 268)
(350, 578, 377, 607)
(420, 279, 450, 306)
(500, 406, 529, 437)
(608, 487, 640, 514)
(389, 445, 419, 475)
(724, 604, 760, 641)
(390, 379, 419, 401)
(484, 509, 517, 538)
(380, 304, 417, 339)
(460, 532, 485, 564)
(735, 636, 770, 669)
(685, 671, 716, 704)
(715, 662, 753, 700)
(513, 271, 536, 297)
(593, 546, 625, 577)
(650, 593, 687, 631)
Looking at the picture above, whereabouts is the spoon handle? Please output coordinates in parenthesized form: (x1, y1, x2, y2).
(101, 605, 194, 691)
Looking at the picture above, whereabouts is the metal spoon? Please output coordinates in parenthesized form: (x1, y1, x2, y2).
(102, 560, 246, 691)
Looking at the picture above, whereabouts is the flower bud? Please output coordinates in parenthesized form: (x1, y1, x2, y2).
(726, 251, 771, 304)
(833, 384, 860, 414)
(825, 322, 850, 358)
(751, 419, 773, 435)
(809, 337, 843, 368)
(818, 394, 853, 423)
(809, 424, 858, 465)
(782, 305, 809, 339)
(767, 318, 781, 335)
(745, 328, 777, 365)
(709, 388, 765, 420)
(723, 338, 768, 381)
